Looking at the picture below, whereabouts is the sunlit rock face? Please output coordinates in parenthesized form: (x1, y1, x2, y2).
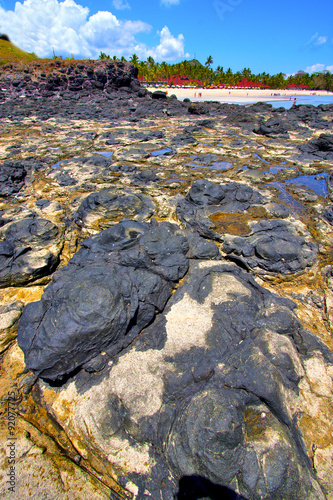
(18, 258, 332, 499)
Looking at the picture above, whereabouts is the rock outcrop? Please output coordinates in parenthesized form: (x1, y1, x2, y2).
(1, 71, 333, 499)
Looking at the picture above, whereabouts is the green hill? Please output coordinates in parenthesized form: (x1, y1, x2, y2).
(187, 59, 203, 68)
(0, 38, 39, 66)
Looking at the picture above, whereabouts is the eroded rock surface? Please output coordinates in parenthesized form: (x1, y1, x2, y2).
(26, 261, 332, 499)
(1, 73, 333, 499)
(222, 219, 318, 275)
(0, 216, 63, 287)
(17, 220, 191, 380)
(74, 189, 155, 232)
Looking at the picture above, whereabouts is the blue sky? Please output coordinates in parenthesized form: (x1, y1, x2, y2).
(0, 0, 332, 75)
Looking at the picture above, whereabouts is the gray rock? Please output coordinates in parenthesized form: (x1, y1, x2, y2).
(33, 260, 331, 499)
(17, 220, 190, 380)
(254, 118, 289, 138)
(0, 161, 28, 196)
(0, 217, 63, 287)
(222, 219, 318, 275)
(177, 179, 265, 240)
(74, 188, 155, 230)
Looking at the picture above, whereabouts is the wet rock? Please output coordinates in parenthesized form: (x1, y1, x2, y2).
(17, 220, 190, 380)
(222, 219, 318, 275)
(177, 179, 265, 240)
(0, 217, 63, 287)
(74, 188, 155, 231)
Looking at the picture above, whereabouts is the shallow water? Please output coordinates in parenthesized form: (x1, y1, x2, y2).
(254, 154, 270, 164)
(284, 173, 329, 196)
(266, 181, 306, 211)
(151, 148, 173, 156)
(93, 151, 114, 158)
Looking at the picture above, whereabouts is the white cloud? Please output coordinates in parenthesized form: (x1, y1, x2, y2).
(147, 26, 187, 61)
(305, 33, 318, 45)
(305, 63, 325, 73)
(113, 0, 130, 9)
(0, 0, 186, 60)
(305, 63, 333, 74)
(305, 33, 328, 46)
(161, 0, 181, 6)
(315, 36, 327, 45)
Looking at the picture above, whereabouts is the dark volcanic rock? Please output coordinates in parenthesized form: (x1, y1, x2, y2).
(74, 188, 155, 230)
(131, 169, 160, 185)
(298, 133, 333, 158)
(254, 118, 289, 138)
(37, 259, 331, 499)
(188, 104, 207, 115)
(171, 133, 198, 146)
(177, 179, 265, 240)
(299, 134, 333, 161)
(0, 217, 63, 287)
(17, 220, 190, 380)
(222, 219, 317, 275)
(0, 161, 28, 196)
(152, 91, 167, 99)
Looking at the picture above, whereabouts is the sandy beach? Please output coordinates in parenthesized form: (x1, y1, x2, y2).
(147, 87, 333, 105)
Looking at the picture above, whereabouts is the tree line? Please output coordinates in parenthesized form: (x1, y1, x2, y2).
(99, 52, 333, 90)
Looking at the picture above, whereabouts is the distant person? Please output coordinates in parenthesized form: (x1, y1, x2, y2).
(293, 98, 297, 106)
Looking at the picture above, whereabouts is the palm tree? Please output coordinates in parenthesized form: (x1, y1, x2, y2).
(147, 56, 155, 68)
(129, 54, 139, 65)
(205, 55, 213, 69)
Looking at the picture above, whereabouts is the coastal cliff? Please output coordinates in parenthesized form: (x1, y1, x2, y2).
(1, 62, 333, 499)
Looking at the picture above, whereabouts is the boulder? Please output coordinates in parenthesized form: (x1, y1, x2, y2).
(0, 161, 28, 197)
(74, 189, 155, 231)
(17, 220, 190, 380)
(254, 118, 289, 138)
(151, 91, 167, 99)
(30, 260, 332, 499)
(177, 179, 265, 240)
(222, 219, 318, 275)
(0, 217, 63, 287)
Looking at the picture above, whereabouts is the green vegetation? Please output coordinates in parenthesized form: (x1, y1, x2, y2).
(0, 39, 39, 66)
(104, 53, 333, 90)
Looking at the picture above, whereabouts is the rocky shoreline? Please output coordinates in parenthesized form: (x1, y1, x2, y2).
(1, 61, 333, 499)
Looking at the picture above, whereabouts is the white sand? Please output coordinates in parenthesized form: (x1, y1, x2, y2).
(147, 87, 332, 104)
